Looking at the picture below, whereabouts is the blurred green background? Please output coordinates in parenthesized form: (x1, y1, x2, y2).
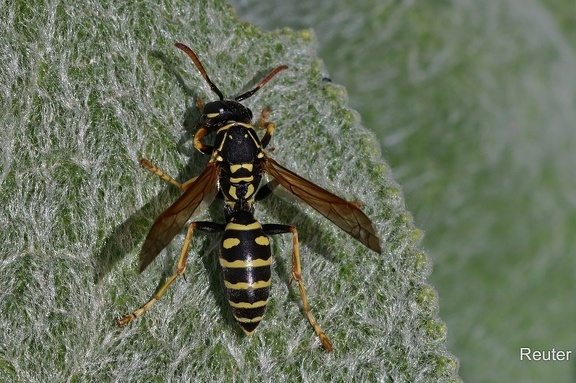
(229, 0, 576, 382)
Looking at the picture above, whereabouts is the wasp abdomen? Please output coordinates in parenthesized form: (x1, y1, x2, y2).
(220, 211, 272, 335)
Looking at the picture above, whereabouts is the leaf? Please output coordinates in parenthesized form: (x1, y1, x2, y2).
(0, 0, 459, 382)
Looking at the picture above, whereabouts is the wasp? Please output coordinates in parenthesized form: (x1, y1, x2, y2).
(117, 42, 382, 351)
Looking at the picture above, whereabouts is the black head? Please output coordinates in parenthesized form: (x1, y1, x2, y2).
(200, 100, 253, 127)
(175, 42, 287, 128)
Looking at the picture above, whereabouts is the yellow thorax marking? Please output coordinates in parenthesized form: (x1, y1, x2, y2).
(229, 163, 254, 173)
(229, 176, 254, 183)
(216, 122, 255, 135)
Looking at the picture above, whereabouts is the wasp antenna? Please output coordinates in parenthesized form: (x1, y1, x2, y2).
(175, 42, 224, 100)
(235, 65, 288, 102)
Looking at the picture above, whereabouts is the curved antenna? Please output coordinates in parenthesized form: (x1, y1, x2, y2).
(175, 42, 224, 100)
(235, 65, 288, 102)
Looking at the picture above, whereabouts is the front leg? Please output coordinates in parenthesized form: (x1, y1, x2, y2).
(193, 125, 213, 155)
(257, 107, 276, 149)
(193, 97, 214, 155)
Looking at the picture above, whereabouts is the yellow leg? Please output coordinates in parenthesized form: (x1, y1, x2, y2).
(193, 125, 213, 154)
(139, 158, 197, 191)
(289, 226, 334, 352)
(116, 222, 197, 326)
(257, 107, 276, 149)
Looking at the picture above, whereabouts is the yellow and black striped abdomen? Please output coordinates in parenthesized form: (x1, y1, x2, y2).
(219, 210, 272, 335)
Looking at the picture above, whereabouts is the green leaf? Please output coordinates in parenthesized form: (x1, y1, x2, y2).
(0, 0, 458, 382)
(231, 0, 576, 382)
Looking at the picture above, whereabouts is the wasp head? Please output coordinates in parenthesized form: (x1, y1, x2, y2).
(200, 100, 253, 129)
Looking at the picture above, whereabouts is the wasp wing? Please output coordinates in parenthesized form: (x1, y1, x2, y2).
(139, 162, 220, 272)
(261, 157, 382, 253)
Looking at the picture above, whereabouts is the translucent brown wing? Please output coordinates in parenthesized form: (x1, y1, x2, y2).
(139, 162, 220, 272)
(261, 157, 382, 253)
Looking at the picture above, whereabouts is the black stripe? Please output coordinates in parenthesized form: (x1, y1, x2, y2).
(229, 167, 253, 177)
(222, 265, 271, 285)
(220, 247, 271, 263)
(233, 306, 267, 322)
(227, 286, 270, 304)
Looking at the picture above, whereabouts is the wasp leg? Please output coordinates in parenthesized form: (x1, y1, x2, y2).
(257, 107, 276, 149)
(117, 221, 224, 326)
(193, 125, 213, 155)
(262, 224, 334, 352)
(193, 98, 213, 155)
(139, 158, 197, 191)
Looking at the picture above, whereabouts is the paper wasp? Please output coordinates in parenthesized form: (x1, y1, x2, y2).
(117, 42, 382, 351)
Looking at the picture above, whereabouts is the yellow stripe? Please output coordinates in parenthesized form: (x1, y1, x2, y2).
(222, 238, 241, 249)
(219, 258, 271, 268)
(231, 163, 253, 172)
(235, 316, 263, 323)
(224, 279, 271, 290)
(229, 176, 253, 183)
(206, 113, 220, 118)
(216, 123, 236, 135)
(216, 122, 255, 135)
(228, 186, 237, 200)
(228, 299, 268, 309)
(254, 236, 270, 246)
(245, 184, 255, 199)
(226, 221, 261, 231)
